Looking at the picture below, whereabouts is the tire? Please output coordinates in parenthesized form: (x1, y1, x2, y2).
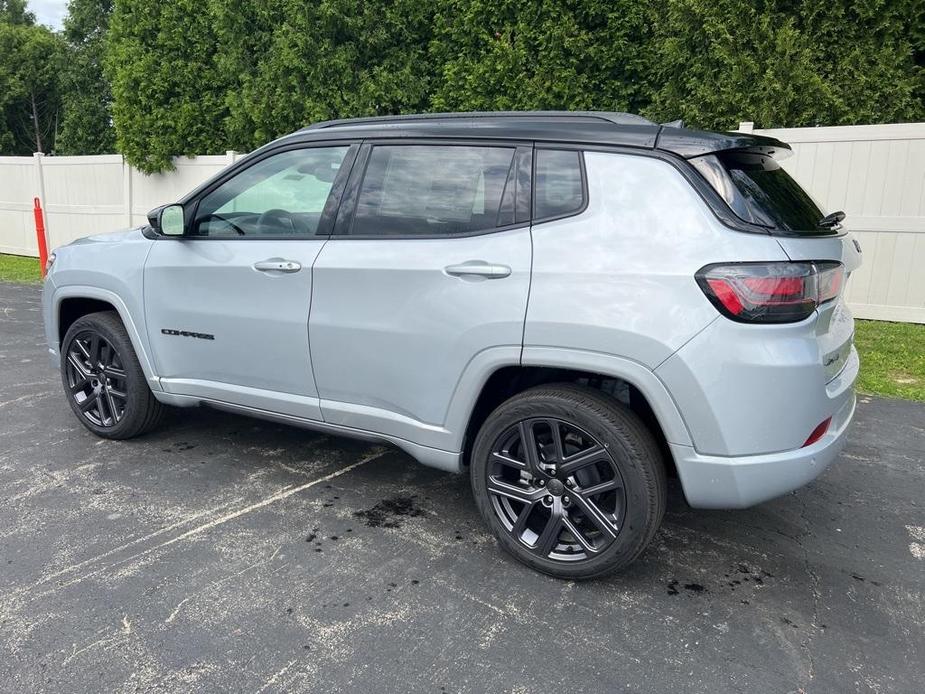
(60, 311, 165, 439)
(470, 383, 666, 580)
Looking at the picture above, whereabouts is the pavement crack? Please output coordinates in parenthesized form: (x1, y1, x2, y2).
(61, 615, 134, 668)
(165, 545, 283, 624)
(796, 496, 821, 684)
(255, 660, 297, 693)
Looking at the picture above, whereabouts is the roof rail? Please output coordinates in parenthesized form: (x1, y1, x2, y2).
(300, 111, 655, 132)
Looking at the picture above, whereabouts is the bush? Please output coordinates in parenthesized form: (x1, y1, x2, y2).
(100, 0, 925, 172)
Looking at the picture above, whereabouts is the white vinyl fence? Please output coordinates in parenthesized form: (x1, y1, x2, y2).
(740, 121, 925, 324)
(0, 151, 242, 258)
(1, 122, 924, 323)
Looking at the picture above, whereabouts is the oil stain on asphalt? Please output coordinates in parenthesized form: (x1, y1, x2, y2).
(353, 495, 426, 528)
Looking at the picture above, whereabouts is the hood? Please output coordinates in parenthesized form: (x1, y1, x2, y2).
(66, 226, 147, 248)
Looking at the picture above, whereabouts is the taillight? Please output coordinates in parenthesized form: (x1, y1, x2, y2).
(816, 262, 844, 304)
(696, 261, 844, 323)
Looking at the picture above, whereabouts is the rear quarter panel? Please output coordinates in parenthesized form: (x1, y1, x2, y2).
(656, 232, 861, 457)
(524, 150, 789, 368)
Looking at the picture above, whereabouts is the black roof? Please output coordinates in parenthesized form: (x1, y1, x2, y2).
(277, 111, 789, 159)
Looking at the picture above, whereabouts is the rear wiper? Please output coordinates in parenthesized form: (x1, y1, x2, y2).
(818, 210, 846, 228)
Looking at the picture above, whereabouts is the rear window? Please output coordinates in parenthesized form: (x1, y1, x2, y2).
(692, 151, 831, 235)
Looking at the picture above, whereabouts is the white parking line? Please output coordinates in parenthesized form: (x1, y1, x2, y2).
(13, 448, 387, 603)
(158, 448, 386, 549)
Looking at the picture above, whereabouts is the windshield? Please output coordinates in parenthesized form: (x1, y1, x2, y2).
(692, 150, 834, 235)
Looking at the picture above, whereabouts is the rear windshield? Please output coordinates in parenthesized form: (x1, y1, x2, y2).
(692, 150, 833, 235)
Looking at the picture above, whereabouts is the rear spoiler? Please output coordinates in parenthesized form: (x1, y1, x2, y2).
(655, 126, 792, 160)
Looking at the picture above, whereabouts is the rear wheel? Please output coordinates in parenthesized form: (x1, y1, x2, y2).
(61, 311, 165, 439)
(470, 383, 666, 579)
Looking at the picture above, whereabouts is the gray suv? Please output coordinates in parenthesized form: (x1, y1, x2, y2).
(42, 112, 861, 579)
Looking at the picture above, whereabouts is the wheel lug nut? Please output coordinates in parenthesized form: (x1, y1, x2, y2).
(544, 496, 552, 505)
(563, 496, 570, 504)
(538, 479, 545, 486)
(548, 466, 557, 475)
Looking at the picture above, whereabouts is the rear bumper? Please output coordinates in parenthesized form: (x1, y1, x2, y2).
(671, 388, 856, 509)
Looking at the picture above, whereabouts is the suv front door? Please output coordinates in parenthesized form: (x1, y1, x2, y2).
(308, 141, 533, 453)
(144, 143, 356, 420)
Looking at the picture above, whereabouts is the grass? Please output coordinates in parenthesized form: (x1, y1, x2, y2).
(855, 319, 925, 401)
(0, 253, 42, 283)
(0, 251, 922, 400)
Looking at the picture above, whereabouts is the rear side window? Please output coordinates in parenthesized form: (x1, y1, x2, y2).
(350, 145, 515, 236)
(692, 151, 829, 234)
(534, 149, 585, 220)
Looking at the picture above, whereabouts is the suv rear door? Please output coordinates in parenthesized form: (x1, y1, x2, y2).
(308, 141, 532, 452)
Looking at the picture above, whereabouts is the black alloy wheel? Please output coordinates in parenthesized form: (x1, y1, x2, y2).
(471, 384, 666, 579)
(487, 418, 626, 561)
(60, 311, 165, 439)
(64, 330, 128, 427)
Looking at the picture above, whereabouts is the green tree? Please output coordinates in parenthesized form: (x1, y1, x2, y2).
(0, 21, 65, 154)
(56, 0, 115, 154)
(797, 0, 924, 125)
(646, 0, 925, 129)
(105, 0, 230, 173)
(214, 0, 437, 153)
(102, 0, 925, 172)
(0, 0, 34, 25)
(429, 0, 653, 114)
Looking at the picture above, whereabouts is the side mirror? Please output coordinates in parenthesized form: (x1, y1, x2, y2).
(147, 203, 186, 236)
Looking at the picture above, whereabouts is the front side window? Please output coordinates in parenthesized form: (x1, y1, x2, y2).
(534, 149, 584, 220)
(349, 145, 516, 236)
(193, 146, 349, 237)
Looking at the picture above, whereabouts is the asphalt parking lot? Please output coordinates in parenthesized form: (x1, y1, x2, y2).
(1, 280, 923, 693)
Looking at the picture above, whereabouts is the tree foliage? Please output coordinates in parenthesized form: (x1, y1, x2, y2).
(105, 0, 231, 172)
(56, 0, 115, 155)
(0, 0, 33, 25)
(213, 0, 436, 153)
(82, 0, 925, 169)
(430, 0, 654, 114)
(799, 0, 924, 126)
(0, 18, 65, 154)
(646, 0, 925, 129)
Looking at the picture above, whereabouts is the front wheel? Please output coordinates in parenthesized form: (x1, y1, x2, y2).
(60, 311, 165, 439)
(470, 384, 666, 580)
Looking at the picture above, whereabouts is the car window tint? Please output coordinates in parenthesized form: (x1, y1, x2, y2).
(719, 151, 827, 233)
(350, 145, 516, 236)
(534, 149, 584, 220)
(192, 147, 348, 238)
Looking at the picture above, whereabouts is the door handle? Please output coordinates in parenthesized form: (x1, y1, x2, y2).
(444, 261, 512, 279)
(253, 259, 301, 273)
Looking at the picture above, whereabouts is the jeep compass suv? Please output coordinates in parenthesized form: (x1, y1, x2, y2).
(42, 112, 861, 579)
